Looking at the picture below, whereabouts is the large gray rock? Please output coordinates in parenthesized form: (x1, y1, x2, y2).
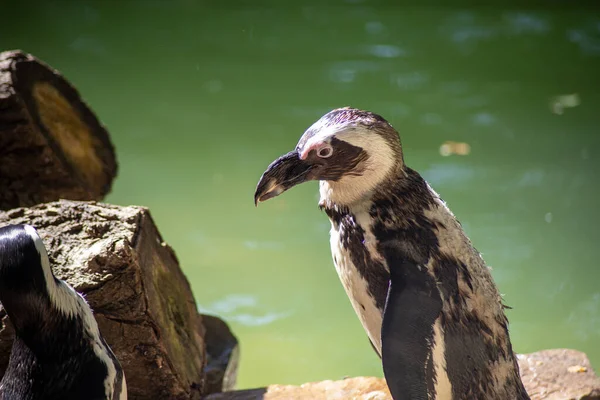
(0, 200, 239, 400)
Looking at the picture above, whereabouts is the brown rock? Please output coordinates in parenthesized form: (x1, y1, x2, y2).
(519, 349, 600, 400)
(204, 349, 599, 400)
(204, 377, 390, 400)
(0, 200, 238, 399)
(0, 50, 117, 211)
(202, 314, 240, 394)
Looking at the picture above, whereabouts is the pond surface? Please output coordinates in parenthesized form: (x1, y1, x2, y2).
(2, 0, 599, 389)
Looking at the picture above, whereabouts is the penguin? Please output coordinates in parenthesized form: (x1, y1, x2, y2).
(254, 107, 529, 400)
(0, 224, 127, 400)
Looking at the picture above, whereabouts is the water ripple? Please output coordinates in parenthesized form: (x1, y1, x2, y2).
(366, 44, 407, 58)
(392, 71, 429, 90)
(365, 21, 385, 35)
(243, 240, 284, 251)
(567, 293, 600, 341)
(328, 60, 382, 83)
(422, 163, 476, 185)
(504, 12, 551, 35)
(198, 294, 293, 327)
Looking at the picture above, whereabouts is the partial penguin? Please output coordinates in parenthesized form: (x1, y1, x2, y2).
(0, 224, 127, 400)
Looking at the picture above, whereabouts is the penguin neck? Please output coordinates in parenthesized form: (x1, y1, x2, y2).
(371, 166, 439, 215)
(318, 162, 406, 212)
(0, 276, 98, 361)
(2, 292, 83, 359)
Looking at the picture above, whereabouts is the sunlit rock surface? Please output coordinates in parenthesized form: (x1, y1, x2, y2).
(519, 349, 600, 400)
(205, 349, 599, 400)
(205, 376, 390, 400)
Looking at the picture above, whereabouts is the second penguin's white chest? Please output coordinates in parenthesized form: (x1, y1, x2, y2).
(328, 210, 385, 355)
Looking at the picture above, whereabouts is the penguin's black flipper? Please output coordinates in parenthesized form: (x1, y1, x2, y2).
(380, 248, 443, 400)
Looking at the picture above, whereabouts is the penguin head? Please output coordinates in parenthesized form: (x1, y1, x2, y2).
(0, 224, 81, 332)
(0, 224, 57, 331)
(255, 107, 404, 207)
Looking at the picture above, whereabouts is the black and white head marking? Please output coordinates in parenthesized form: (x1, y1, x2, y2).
(298, 108, 404, 206)
(0, 224, 127, 400)
(255, 107, 404, 207)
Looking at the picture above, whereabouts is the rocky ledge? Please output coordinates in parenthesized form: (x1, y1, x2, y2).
(205, 349, 599, 400)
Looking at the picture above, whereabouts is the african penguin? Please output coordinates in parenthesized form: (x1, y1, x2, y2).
(254, 107, 529, 400)
(0, 224, 127, 400)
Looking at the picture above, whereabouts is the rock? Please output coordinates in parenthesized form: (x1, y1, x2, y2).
(0, 50, 118, 211)
(202, 314, 240, 394)
(203, 377, 390, 400)
(203, 349, 599, 400)
(0, 200, 238, 399)
(518, 349, 600, 400)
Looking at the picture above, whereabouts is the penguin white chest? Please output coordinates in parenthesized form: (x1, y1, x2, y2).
(329, 217, 384, 355)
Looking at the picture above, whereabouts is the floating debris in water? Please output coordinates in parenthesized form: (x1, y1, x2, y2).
(550, 93, 580, 115)
(439, 141, 471, 156)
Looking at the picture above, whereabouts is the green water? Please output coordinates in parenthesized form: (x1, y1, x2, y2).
(2, 0, 599, 389)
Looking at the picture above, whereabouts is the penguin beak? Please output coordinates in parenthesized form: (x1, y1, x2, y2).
(254, 150, 314, 205)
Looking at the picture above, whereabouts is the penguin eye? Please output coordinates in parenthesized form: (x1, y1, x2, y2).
(317, 145, 333, 158)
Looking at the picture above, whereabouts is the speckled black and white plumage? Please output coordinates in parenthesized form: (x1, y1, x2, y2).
(255, 107, 530, 400)
(0, 224, 127, 400)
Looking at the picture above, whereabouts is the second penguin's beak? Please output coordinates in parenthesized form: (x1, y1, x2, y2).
(254, 150, 314, 205)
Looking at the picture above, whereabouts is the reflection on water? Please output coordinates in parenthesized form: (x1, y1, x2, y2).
(568, 293, 600, 341)
(550, 93, 581, 115)
(199, 294, 293, 327)
(2, 0, 599, 389)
